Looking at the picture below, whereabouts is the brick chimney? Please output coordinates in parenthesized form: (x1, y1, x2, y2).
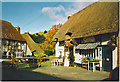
(27, 32, 29, 34)
(16, 26, 20, 34)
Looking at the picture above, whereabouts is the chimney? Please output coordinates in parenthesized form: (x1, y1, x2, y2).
(68, 13, 72, 19)
(27, 32, 29, 34)
(16, 26, 20, 34)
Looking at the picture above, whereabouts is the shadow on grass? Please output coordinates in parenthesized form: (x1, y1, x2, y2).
(2, 61, 67, 81)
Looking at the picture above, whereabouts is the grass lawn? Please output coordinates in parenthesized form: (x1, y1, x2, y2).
(14, 60, 53, 69)
(15, 63, 30, 69)
(38, 55, 55, 67)
(41, 59, 53, 67)
(14, 55, 55, 69)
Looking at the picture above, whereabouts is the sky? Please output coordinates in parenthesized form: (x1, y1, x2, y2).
(2, 1, 95, 34)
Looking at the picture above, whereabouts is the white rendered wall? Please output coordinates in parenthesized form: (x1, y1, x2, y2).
(58, 46, 64, 57)
(55, 42, 59, 57)
(55, 42, 64, 57)
(74, 53, 82, 63)
(74, 46, 82, 64)
(112, 47, 117, 69)
(26, 45, 32, 56)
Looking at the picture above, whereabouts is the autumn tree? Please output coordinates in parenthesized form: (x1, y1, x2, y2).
(40, 24, 62, 52)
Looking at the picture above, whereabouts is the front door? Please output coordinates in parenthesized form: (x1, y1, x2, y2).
(102, 45, 112, 72)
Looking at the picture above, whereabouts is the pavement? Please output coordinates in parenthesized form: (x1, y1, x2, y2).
(1, 61, 110, 81)
(2, 62, 66, 81)
(32, 66, 109, 81)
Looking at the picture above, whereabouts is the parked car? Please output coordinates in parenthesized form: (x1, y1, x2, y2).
(109, 67, 119, 81)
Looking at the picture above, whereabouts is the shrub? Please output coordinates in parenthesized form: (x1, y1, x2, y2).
(30, 34, 45, 44)
(44, 30, 47, 34)
(44, 50, 54, 56)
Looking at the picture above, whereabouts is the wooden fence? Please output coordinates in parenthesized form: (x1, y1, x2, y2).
(2, 56, 63, 67)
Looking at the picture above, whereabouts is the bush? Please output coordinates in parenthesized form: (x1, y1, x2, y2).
(44, 30, 47, 34)
(44, 50, 54, 56)
(30, 34, 45, 44)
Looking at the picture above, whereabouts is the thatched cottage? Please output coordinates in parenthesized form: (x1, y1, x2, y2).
(0, 20, 42, 58)
(0, 20, 27, 58)
(52, 2, 119, 72)
(21, 33, 43, 56)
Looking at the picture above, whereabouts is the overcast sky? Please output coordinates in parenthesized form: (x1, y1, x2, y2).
(2, 1, 95, 34)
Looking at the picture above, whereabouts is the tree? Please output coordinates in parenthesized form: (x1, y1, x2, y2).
(40, 29, 57, 51)
(44, 30, 47, 34)
(40, 24, 62, 52)
(50, 23, 62, 30)
(30, 34, 45, 44)
(44, 50, 53, 56)
(36, 33, 38, 35)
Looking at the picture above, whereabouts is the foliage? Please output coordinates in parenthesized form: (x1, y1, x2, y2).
(15, 63, 30, 69)
(34, 53, 47, 58)
(30, 24, 62, 54)
(41, 59, 52, 67)
(40, 24, 62, 52)
(50, 23, 62, 30)
(44, 30, 47, 34)
(30, 34, 45, 44)
(44, 50, 53, 56)
(68, 47, 75, 66)
(36, 33, 38, 35)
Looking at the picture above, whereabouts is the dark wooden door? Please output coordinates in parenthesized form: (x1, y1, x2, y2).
(102, 45, 112, 72)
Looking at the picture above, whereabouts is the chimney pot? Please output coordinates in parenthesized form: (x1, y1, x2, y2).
(68, 14, 72, 19)
(16, 26, 20, 34)
(27, 32, 29, 34)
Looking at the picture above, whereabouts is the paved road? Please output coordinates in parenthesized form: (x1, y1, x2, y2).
(33, 66, 109, 81)
(2, 62, 66, 81)
(1, 62, 109, 81)
(2, 68, 67, 81)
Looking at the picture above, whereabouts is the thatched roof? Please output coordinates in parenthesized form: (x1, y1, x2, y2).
(21, 34, 43, 55)
(0, 20, 25, 41)
(53, 2, 119, 41)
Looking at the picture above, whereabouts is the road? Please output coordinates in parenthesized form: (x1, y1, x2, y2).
(1, 61, 109, 81)
(1, 62, 66, 81)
